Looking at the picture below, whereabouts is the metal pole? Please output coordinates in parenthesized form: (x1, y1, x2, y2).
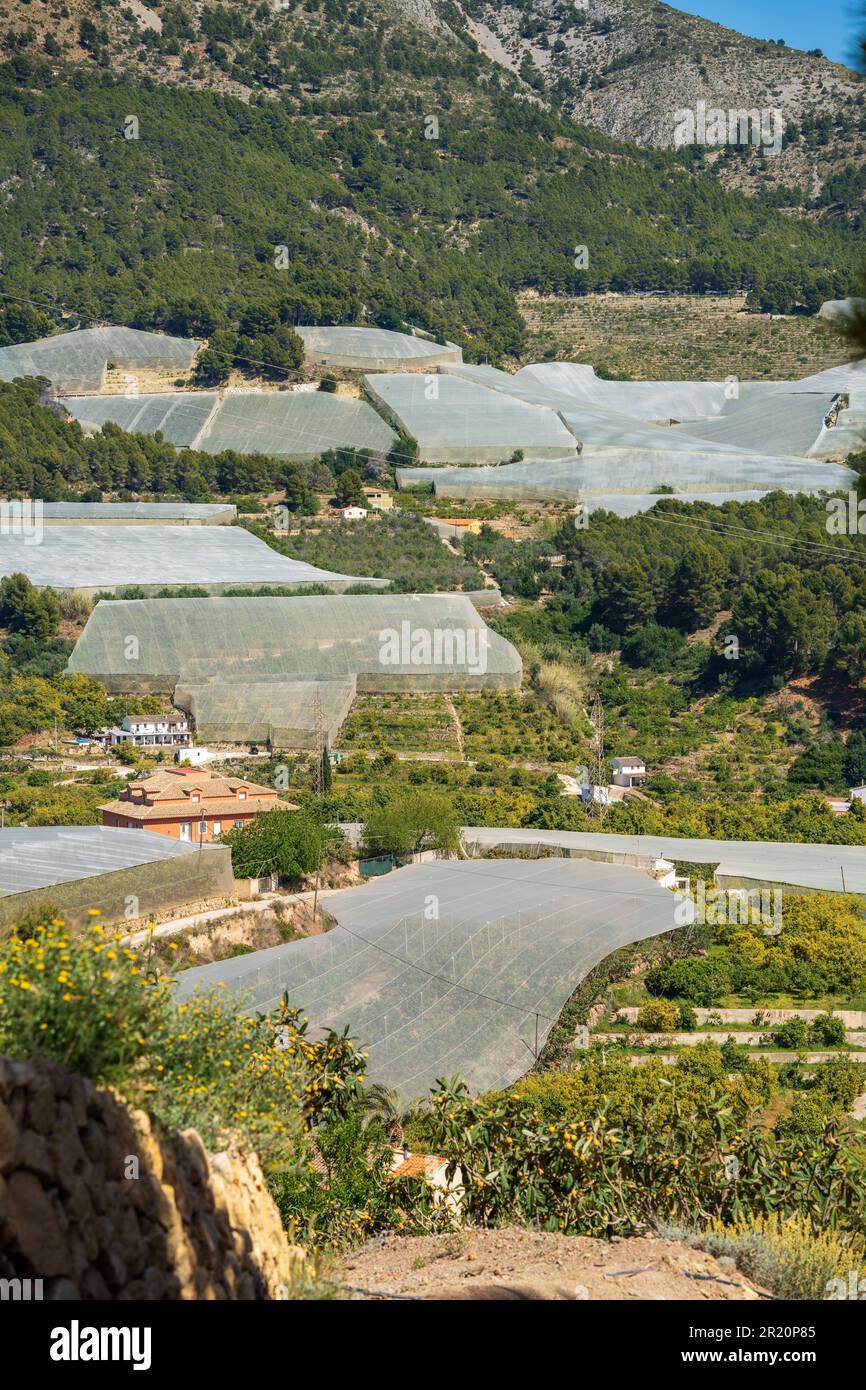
(841, 865, 847, 892)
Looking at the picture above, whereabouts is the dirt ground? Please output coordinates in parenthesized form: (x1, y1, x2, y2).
(339, 1230, 767, 1301)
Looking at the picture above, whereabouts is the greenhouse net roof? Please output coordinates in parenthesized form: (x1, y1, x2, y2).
(177, 859, 679, 1097)
(174, 677, 357, 747)
(1, 526, 385, 593)
(67, 594, 522, 691)
(462, 828, 866, 896)
(297, 326, 462, 368)
(62, 389, 395, 459)
(0, 825, 204, 897)
(39, 502, 236, 523)
(365, 373, 579, 462)
(397, 453, 856, 500)
(0, 327, 200, 393)
(61, 393, 218, 448)
(195, 390, 395, 459)
(515, 363, 731, 420)
(670, 391, 836, 458)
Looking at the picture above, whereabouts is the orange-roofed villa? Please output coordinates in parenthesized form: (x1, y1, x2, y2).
(99, 766, 297, 843)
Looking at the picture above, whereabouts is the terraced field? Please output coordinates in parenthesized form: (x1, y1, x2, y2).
(518, 292, 853, 382)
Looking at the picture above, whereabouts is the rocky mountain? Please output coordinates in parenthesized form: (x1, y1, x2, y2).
(461, 0, 866, 215)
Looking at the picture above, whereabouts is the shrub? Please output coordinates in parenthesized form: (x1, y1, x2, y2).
(429, 1077, 866, 1238)
(636, 998, 680, 1033)
(770, 1018, 811, 1049)
(811, 1013, 847, 1047)
(776, 1095, 836, 1144)
(678, 1002, 698, 1031)
(0, 916, 168, 1086)
(269, 1115, 407, 1249)
(676, 1213, 865, 1301)
(811, 1055, 865, 1110)
(645, 957, 733, 1006)
(0, 917, 368, 1167)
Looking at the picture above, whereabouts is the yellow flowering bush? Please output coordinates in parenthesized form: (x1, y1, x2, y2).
(0, 919, 362, 1167)
(0, 917, 168, 1085)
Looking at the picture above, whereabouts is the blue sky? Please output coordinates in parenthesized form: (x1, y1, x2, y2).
(672, 1, 861, 67)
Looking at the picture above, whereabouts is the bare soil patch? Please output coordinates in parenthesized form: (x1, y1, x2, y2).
(340, 1229, 766, 1300)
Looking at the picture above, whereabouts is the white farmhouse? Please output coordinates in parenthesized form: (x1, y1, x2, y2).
(610, 755, 647, 789)
(101, 713, 192, 750)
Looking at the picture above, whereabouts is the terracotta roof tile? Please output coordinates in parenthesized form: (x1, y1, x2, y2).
(389, 1153, 446, 1181)
(100, 796, 297, 820)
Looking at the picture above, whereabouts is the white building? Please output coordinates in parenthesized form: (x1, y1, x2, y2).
(580, 783, 611, 807)
(101, 713, 191, 749)
(341, 506, 368, 520)
(611, 755, 647, 788)
(176, 746, 214, 766)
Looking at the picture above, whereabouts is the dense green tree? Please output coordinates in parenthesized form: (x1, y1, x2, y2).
(332, 468, 367, 509)
(597, 561, 656, 633)
(363, 789, 460, 856)
(224, 808, 333, 880)
(730, 566, 835, 676)
(283, 464, 319, 515)
(0, 573, 60, 641)
(664, 541, 723, 630)
(843, 731, 866, 788)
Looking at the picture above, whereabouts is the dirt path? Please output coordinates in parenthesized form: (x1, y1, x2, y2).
(444, 696, 464, 757)
(340, 1230, 766, 1300)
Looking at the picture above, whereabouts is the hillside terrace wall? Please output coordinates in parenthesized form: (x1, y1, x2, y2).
(0, 1057, 296, 1300)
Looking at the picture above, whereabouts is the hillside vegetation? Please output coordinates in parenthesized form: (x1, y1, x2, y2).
(0, 11, 862, 363)
(518, 291, 854, 379)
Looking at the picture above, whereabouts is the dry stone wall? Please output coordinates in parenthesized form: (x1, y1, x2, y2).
(0, 1057, 297, 1299)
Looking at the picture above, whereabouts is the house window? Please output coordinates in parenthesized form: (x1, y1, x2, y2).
(212, 821, 222, 837)
(180, 822, 191, 841)
(237, 789, 247, 800)
(191, 792, 200, 803)
(198, 821, 207, 839)
(234, 819, 244, 829)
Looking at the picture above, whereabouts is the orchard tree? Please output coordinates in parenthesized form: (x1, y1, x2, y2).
(363, 789, 460, 856)
(224, 808, 335, 881)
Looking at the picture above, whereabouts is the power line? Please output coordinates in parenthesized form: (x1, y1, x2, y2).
(320, 858, 679, 1027)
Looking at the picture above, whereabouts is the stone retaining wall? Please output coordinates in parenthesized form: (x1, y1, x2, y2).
(0, 1057, 297, 1299)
